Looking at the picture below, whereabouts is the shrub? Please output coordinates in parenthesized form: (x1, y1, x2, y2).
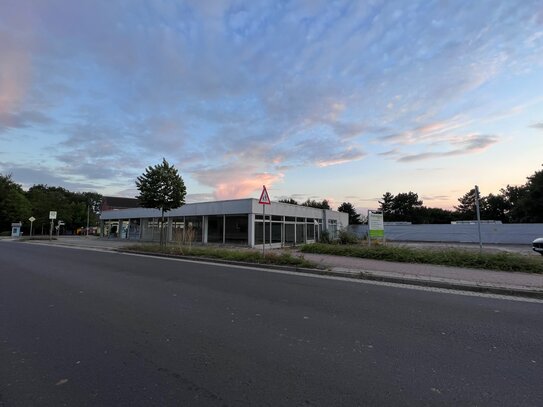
(338, 229, 359, 245)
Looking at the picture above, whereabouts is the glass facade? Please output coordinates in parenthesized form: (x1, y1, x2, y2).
(101, 201, 340, 247)
(207, 215, 224, 243)
(225, 215, 248, 245)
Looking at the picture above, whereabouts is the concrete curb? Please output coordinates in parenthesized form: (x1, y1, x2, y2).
(118, 249, 543, 300)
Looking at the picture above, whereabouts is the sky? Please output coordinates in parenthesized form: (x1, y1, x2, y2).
(1, 0, 542, 212)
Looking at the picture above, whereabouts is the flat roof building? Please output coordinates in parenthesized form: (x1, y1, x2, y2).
(100, 198, 348, 248)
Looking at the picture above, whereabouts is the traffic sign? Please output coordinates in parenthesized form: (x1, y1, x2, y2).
(258, 185, 271, 205)
(29, 216, 36, 222)
(49, 211, 57, 220)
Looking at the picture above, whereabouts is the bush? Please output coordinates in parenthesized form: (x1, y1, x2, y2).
(0, 231, 11, 236)
(319, 230, 332, 244)
(300, 243, 543, 273)
(123, 244, 317, 269)
(338, 229, 359, 245)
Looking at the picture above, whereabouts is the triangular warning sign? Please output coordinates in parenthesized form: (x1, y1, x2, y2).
(259, 185, 271, 205)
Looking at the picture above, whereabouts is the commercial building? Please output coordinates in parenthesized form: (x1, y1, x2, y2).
(100, 198, 348, 248)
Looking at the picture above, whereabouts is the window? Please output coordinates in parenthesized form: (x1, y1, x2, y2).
(225, 215, 248, 244)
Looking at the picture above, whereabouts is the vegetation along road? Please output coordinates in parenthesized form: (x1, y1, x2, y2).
(1, 241, 542, 406)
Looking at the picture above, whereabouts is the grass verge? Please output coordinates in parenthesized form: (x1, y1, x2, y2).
(301, 243, 543, 273)
(123, 244, 317, 269)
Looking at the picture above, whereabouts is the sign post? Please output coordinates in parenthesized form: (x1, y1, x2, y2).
(49, 211, 57, 241)
(367, 210, 384, 245)
(29, 216, 35, 237)
(258, 185, 271, 255)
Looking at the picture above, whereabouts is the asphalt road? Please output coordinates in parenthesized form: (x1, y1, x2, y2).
(1, 242, 542, 406)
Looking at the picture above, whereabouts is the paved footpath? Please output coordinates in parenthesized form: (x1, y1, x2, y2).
(6, 236, 543, 297)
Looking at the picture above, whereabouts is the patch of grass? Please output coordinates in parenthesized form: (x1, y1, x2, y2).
(301, 243, 543, 274)
(123, 244, 317, 269)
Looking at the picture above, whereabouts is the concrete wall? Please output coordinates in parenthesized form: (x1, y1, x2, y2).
(349, 223, 543, 244)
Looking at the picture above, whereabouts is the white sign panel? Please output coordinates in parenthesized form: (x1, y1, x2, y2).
(49, 211, 57, 220)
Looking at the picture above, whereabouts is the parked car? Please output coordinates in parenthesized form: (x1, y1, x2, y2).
(533, 238, 543, 255)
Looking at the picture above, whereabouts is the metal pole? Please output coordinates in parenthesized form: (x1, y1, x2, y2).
(262, 204, 265, 256)
(30, 220, 33, 237)
(367, 210, 371, 246)
(49, 220, 53, 241)
(474, 185, 483, 252)
(86, 205, 90, 237)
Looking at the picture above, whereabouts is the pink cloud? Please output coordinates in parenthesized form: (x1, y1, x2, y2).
(214, 173, 283, 200)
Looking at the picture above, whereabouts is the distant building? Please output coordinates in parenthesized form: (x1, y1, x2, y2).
(100, 196, 140, 212)
(100, 198, 349, 248)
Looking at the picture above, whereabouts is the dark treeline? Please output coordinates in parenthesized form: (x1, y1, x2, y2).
(379, 165, 543, 224)
(280, 165, 543, 225)
(0, 174, 102, 234)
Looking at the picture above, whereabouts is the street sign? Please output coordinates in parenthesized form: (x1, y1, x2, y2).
(258, 185, 271, 205)
(49, 211, 57, 220)
(368, 210, 384, 244)
(29, 216, 35, 237)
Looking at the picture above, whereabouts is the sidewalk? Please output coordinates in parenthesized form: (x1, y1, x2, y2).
(13, 236, 543, 298)
(299, 252, 543, 297)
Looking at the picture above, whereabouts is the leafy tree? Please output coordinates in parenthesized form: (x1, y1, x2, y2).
(136, 158, 186, 246)
(520, 166, 543, 222)
(301, 199, 331, 209)
(378, 192, 395, 217)
(391, 192, 423, 221)
(278, 198, 299, 205)
(483, 193, 508, 222)
(500, 184, 527, 222)
(0, 174, 31, 232)
(412, 206, 455, 224)
(454, 188, 483, 220)
(337, 202, 362, 224)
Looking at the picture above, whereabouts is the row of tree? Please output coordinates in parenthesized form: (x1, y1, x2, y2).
(279, 165, 543, 225)
(0, 174, 102, 234)
(278, 197, 363, 224)
(379, 166, 543, 224)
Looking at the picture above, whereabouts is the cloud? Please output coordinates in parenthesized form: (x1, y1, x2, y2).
(398, 134, 499, 162)
(0, 110, 52, 132)
(0, 0, 541, 201)
(529, 122, 543, 129)
(190, 163, 284, 200)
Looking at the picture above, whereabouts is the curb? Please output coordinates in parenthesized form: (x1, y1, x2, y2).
(118, 249, 543, 300)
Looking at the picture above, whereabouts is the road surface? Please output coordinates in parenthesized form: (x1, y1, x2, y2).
(1, 242, 542, 406)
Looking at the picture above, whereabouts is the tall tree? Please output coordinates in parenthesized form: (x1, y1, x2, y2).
(337, 202, 362, 224)
(0, 174, 31, 232)
(378, 192, 395, 217)
(278, 198, 299, 205)
(136, 158, 186, 246)
(391, 192, 423, 221)
(454, 188, 483, 220)
(301, 199, 331, 209)
(520, 166, 543, 222)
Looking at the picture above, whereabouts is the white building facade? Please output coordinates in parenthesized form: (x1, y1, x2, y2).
(100, 198, 349, 248)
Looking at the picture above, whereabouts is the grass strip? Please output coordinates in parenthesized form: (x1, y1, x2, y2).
(301, 243, 543, 274)
(123, 244, 317, 269)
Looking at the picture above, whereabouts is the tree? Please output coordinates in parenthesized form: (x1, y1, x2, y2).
(136, 158, 186, 246)
(378, 192, 395, 218)
(520, 166, 543, 222)
(454, 188, 482, 220)
(301, 198, 331, 209)
(391, 192, 423, 221)
(337, 202, 362, 224)
(278, 198, 299, 205)
(0, 174, 31, 232)
(483, 193, 508, 222)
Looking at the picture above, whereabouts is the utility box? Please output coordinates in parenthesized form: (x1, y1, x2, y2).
(11, 222, 22, 237)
